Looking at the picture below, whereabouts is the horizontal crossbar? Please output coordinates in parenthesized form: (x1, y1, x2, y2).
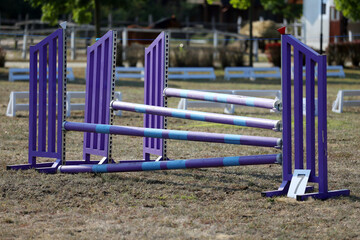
(164, 88, 281, 111)
(63, 121, 282, 148)
(111, 101, 281, 131)
(58, 154, 281, 173)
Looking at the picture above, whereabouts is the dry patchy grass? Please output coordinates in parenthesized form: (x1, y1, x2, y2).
(0, 67, 359, 239)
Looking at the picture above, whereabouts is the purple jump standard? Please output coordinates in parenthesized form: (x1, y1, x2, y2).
(164, 88, 282, 111)
(63, 122, 282, 148)
(111, 101, 281, 131)
(58, 154, 281, 173)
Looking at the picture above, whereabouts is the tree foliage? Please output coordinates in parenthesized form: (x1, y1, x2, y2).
(334, 0, 360, 21)
(207, 0, 302, 20)
(25, 0, 189, 37)
(229, 0, 250, 10)
(0, 0, 41, 19)
(260, 0, 302, 20)
(26, 0, 133, 37)
(26, 0, 93, 25)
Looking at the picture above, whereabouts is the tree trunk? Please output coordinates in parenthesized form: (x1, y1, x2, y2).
(249, 0, 253, 67)
(94, 0, 101, 37)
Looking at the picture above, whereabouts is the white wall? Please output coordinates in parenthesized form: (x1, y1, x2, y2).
(303, 0, 332, 50)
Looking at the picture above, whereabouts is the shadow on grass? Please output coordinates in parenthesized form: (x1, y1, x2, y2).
(134, 174, 256, 193)
(347, 195, 360, 202)
(0, 67, 9, 81)
(157, 168, 282, 184)
(115, 79, 181, 89)
(115, 79, 144, 87)
(225, 78, 281, 85)
(167, 78, 282, 86)
(327, 77, 360, 85)
(68, 78, 87, 85)
(95, 168, 281, 194)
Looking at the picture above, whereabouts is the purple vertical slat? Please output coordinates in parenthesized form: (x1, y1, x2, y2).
(48, 38, 57, 153)
(28, 47, 38, 165)
(144, 52, 150, 150)
(150, 48, 155, 149)
(282, 35, 292, 182)
(294, 49, 304, 169)
(143, 32, 166, 160)
(305, 56, 316, 179)
(38, 45, 48, 152)
(96, 44, 103, 148)
(99, 38, 110, 150)
(156, 40, 163, 150)
(84, 51, 94, 159)
(91, 44, 101, 150)
(317, 55, 328, 193)
(83, 30, 114, 160)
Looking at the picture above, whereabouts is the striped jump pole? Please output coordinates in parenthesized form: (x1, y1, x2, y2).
(164, 88, 282, 111)
(111, 101, 281, 131)
(58, 154, 281, 173)
(63, 122, 282, 148)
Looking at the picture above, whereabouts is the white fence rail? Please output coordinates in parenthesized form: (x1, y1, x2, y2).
(332, 90, 360, 113)
(6, 91, 122, 117)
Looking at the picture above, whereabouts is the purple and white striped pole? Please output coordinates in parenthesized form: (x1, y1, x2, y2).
(58, 154, 281, 173)
(63, 122, 282, 148)
(164, 88, 282, 111)
(111, 101, 281, 131)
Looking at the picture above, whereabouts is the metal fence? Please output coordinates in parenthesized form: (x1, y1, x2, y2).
(0, 18, 307, 63)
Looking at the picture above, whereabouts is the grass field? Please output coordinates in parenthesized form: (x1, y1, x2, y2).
(0, 66, 359, 239)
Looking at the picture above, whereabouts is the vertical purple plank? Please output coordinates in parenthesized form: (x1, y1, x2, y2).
(89, 46, 99, 152)
(28, 47, 38, 165)
(83, 30, 115, 160)
(144, 52, 150, 150)
(282, 35, 292, 181)
(84, 50, 94, 159)
(91, 44, 101, 150)
(156, 39, 162, 150)
(305, 56, 316, 179)
(150, 48, 155, 149)
(99, 39, 110, 151)
(38, 44, 48, 152)
(317, 55, 328, 193)
(143, 32, 167, 160)
(294, 49, 304, 169)
(48, 38, 57, 153)
(97, 41, 105, 150)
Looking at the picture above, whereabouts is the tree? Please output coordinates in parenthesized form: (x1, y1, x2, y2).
(206, 0, 255, 65)
(26, 0, 131, 37)
(207, 0, 301, 66)
(211, 0, 302, 21)
(334, 0, 360, 21)
(0, 0, 41, 19)
(260, 0, 302, 21)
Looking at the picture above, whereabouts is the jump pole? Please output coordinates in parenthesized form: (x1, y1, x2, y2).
(111, 101, 281, 131)
(163, 88, 282, 111)
(58, 154, 281, 173)
(63, 121, 282, 148)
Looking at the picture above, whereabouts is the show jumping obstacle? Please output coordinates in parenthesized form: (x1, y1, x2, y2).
(7, 24, 350, 201)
